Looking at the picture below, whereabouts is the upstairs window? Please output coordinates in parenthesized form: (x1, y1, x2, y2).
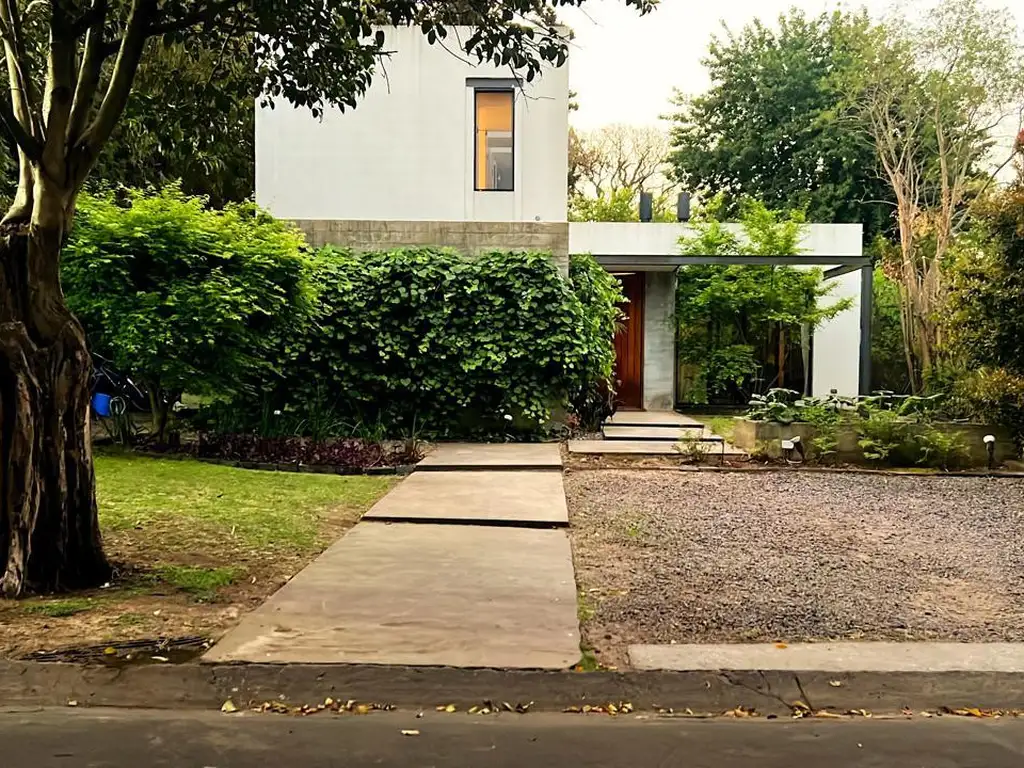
(475, 91, 514, 191)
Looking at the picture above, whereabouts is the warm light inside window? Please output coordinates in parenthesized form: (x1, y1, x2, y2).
(475, 91, 514, 191)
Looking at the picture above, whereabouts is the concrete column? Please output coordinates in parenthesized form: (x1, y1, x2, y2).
(642, 270, 677, 411)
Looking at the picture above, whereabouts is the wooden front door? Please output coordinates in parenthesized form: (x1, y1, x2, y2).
(613, 273, 644, 410)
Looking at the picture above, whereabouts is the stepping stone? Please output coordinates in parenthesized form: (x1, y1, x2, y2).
(418, 442, 562, 471)
(205, 524, 580, 669)
(363, 471, 568, 526)
(629, 643, 1024, 672)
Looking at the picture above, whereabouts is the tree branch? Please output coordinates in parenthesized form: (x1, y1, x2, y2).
(66, 0, 108, 145)
(41, 0, 79, 177)
(0, 89, 40, 160)
(78, 0, 154, 166)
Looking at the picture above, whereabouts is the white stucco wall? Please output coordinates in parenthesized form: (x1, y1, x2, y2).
(256, 27, 569, 223)
(569, 221, 865, 398)
(811, 268, 862, 397)
(568, 222, 863, 258)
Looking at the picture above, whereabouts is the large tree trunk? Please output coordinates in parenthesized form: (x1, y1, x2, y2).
(0, 222, 109, 597)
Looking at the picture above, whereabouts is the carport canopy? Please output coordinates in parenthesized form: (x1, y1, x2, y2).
(590, 252, 874, 395)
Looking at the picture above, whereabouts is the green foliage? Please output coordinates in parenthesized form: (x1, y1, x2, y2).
(153, 565, 238, 599)
(22, 598, 95, 618)
(62, 187, 314, 433)
(744, 389, 968, 468)
(90, 38, 257, 207)
(569, 188, 676, 223)
(240, 248, 619, 438)
(856, 408, 909, 464)
(870, 263, 911, 393)
(947, 173, 1024, 444)
(676, 199, 853, 402)
(913, 427, 970, 471)
(667, 8, 891, 241)
(568, 253, 625, 429)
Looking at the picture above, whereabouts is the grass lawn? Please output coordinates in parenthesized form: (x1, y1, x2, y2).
(0, 452, 396, 658)
(701, 414, 736, 443)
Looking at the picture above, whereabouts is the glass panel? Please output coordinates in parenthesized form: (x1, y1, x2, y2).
(475, 91, 514, 191)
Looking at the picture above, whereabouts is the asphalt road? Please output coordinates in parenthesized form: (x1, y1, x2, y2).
(2, 708, 1023, 768)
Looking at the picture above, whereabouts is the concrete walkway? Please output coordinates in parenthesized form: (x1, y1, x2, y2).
(630, 642, 1024, 673)
(364, 470, 568, 526)
(206, 442, 579, 668)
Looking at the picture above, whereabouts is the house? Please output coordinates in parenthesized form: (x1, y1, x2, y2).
(256, 27, 869, 410)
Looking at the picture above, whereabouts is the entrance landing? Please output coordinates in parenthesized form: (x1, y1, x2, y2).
(604, 410, 699, 427)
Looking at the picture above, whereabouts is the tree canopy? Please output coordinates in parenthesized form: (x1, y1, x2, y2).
(666, 9, 891, 240)
(0, 0, 654, 597)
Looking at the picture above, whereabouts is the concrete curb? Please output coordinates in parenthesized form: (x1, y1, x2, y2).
(2, 661, 1022, 715)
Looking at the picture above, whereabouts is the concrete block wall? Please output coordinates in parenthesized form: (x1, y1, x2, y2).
(643, 271, 677, 411)
(291, 220, 569, 273)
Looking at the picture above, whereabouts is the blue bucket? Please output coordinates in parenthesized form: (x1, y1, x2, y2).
(92, 392, 112, 418)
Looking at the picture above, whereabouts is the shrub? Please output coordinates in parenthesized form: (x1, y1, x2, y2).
(247, 248, 619, 438)
(568, 253, 624, 430)
(63, 187, 314, 440)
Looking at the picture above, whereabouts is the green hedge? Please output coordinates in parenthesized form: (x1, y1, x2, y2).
(61, 186, 620, 439)
(254, 248, 620, 437)
(63, 187, 313, 438)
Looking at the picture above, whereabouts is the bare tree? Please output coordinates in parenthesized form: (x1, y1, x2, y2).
(850, 0, 1024, 392)
(570, 123, 675, 198)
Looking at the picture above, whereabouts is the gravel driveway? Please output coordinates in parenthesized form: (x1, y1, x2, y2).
(565, 470, 1024, 668)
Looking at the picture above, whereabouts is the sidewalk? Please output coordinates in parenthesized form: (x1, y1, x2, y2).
(205, 443, 580, 668)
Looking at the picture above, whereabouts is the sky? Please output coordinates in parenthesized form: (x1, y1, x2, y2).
(560, 0, 1021, 131)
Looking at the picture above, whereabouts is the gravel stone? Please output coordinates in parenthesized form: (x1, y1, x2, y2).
(565, 470, 1024, 668)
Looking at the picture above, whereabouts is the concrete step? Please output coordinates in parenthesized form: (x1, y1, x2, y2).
(568, 439, 746, 457)
(602, 425, 705, 441)
(604, 411, 702, 429)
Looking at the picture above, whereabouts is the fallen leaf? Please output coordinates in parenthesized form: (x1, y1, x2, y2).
(67, 700, 78, 708)
(813, 711, 844, 719)
(103, 647, 117, 656)
(515, 702, 533, 714)
(445, 704, 457, 713)
(501, 702, 514, 712)
(416, 711, 424, 718)
(828, 680, 843, 688)
(324, 697, 334, 707)
(400, 730, 420, 737)
(221, 700, 238, 714)
(468, 706, 479, 715)
(354, 704, 370, 715)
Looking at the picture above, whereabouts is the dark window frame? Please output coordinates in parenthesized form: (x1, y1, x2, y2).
(473, 88, 515, 193)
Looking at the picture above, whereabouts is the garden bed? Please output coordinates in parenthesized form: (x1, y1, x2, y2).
(566, 470, 1024, 669)
(0, 452, 396, 659)
(732, 417, 1015, 465)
